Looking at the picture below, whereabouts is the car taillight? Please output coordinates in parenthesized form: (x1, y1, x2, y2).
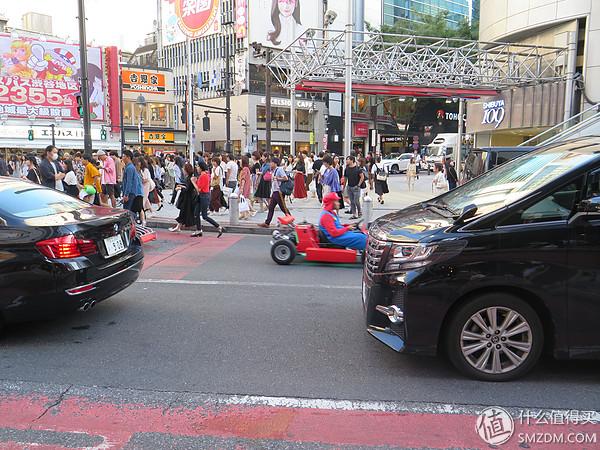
(130, 221, 136, 241)
(36, 235, 98, 259)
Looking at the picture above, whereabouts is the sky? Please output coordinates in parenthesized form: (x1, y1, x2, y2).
(0, 0, 156, 51)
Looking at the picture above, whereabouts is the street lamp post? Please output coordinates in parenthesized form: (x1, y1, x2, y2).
(136, 94, 146, 154)
(343, 0, 353, 158)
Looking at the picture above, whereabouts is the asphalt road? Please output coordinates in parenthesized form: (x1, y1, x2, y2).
(2, 231, 600, 413)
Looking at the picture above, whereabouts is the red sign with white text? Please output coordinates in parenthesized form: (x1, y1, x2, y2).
(354, 122, 369, 138)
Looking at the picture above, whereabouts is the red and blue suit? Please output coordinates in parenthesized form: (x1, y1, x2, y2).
(319, 193, 367, 250)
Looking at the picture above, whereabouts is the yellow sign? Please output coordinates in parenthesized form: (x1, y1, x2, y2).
(143, 131, 175, 144)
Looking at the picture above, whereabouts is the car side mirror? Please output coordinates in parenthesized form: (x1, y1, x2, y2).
(578, 197, 600, 214)
(0, 217, 6, 227)
(455, 204, 478, 224)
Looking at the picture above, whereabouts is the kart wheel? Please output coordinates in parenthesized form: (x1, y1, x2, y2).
(271, 240, 296, 265)
(445, 293, 543, 381)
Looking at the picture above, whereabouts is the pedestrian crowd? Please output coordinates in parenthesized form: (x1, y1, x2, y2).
(0, 145, 461, 236)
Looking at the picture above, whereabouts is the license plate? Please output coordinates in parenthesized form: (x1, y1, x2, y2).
(104, 234, 126, 257)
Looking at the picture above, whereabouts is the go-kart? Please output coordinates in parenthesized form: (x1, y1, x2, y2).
(269, 215, 365, 265)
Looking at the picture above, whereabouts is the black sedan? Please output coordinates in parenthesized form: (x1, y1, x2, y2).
(0, 177, 143, 330)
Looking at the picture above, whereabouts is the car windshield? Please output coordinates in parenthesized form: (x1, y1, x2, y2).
(436, 142, 600, 217)
(0, 182, 89, 219)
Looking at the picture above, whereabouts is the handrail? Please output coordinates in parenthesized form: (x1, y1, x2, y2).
(519, 103, 600, 146)
(541, 113, 600, 146)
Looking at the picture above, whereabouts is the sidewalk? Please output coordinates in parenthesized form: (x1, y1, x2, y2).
(147, 173, 436, 234)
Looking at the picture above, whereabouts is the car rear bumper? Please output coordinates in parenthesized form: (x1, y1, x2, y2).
(2, 246, 144, 323)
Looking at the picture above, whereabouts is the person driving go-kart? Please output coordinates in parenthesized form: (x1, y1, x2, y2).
(319, 192, 367, 250)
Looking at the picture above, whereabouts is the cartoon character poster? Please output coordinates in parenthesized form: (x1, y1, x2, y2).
(0, 34, 105, 121)
(249, 0, 318, 49)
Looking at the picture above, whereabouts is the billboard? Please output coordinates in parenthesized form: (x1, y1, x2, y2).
(161, 0, 221, 45)
(122, 69, 166, 94)
(248, 0, 319, 49)
(0, 34, 106, 121)
(0, 34, 105, 121)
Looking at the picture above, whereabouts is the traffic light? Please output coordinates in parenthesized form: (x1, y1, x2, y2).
(202, 115, 210, 132)
(27, 129, 34, 141)
(75, 93, 84, 117)
(180, 101, 187, 124)
(100, 128, 107, 141)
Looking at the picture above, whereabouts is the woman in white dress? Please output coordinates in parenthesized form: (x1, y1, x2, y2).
(136, 156, 154, 226)
(432, 162, 449, 195)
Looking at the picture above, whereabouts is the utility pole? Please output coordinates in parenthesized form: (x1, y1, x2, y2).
(224, 32, 232, 153)
(119, 73, 125, 153)
(186, 37, 194, 163)
(77, 0, 93, 158)
(156, 0, 163, 67)
(265, 48, 272, 154)
(343, 0, 354, 158)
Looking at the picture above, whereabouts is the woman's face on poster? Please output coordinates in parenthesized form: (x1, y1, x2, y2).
(278, 0, 296, 18)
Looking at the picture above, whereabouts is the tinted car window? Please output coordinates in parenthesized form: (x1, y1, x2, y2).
(500, 178, 583, 225)
(437, 143, 599, 218)
(0, 183, 88, 218)
(584, 169, 600, 200)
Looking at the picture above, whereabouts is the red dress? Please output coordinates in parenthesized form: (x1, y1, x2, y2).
(293, 171, 307, 198)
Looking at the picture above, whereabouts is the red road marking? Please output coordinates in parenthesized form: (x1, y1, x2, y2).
(1, 392, 598, 449)
(142, 231, 242, 280)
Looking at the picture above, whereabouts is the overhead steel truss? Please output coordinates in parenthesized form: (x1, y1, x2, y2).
(268, 29, 568, 96)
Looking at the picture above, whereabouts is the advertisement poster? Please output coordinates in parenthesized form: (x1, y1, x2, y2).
(0, 34, 105, 121)
(248, 0, 319, 49)
(235, 0, 247, 39)
(161, 0, 221, 44)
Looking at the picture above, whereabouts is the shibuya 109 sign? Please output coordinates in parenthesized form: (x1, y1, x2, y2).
(0, 34, 105, 121)
(162, 0, 221, 43)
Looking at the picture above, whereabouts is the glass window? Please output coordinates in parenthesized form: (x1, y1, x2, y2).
(500, 178, 583, 225)
(123, 101, 133, 125)
(584, 169, 600, 200)
(149, 104, 168, 126)
(435, 143, 600, 218)
(296, 109, 311, 132)
(0, 183, 88, 219)
(256, 106, 290, 131)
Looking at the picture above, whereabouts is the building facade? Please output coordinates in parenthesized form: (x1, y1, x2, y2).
(382, 0, 479, 28)
(121, 65, 187, 155)
(469, 0, 599, 146)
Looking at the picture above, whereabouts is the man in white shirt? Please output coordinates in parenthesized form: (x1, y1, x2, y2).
(223, 153, 238, 190)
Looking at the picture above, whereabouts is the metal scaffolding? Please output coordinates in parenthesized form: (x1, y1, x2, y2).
(268, 30, 568, 95)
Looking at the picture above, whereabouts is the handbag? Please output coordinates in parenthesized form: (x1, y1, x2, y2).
(239, 195, 250, 213)
(263, 171, 272, 182)
(280, 176, 294, 196)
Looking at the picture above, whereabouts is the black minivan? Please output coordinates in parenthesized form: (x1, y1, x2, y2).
(363, 138, 600, 381)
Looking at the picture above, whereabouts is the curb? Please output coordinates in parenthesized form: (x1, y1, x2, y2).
(146, 218, 274, 236)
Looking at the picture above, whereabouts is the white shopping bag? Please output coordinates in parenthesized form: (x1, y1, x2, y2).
(239, 195, 250, 213)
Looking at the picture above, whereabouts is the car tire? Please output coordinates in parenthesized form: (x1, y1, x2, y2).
(391, 165, 399, 174)
(445, 293, 544, 381)
(271, 240, 296, 265)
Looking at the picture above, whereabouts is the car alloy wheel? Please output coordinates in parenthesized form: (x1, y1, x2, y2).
(446, 293, 543, 381)
(460, 307, 532, 375)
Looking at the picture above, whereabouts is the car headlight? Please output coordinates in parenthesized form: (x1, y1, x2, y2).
(385, 241, 467, 272)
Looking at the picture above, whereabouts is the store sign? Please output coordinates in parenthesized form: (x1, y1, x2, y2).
(436, 109, 466, 121)
(260, 97, 312, 109)
(482, 99, 506, 129)
(143, 131, 175, 144)
(122, 70, 166, 94)
(353, 122, 369, 138)
(235, 0, 247, 39)
(381, 136, 404, 143)
(0, 34, 105, 121)
(161, 0, 221, 44)
(0, 125, 101, 140)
